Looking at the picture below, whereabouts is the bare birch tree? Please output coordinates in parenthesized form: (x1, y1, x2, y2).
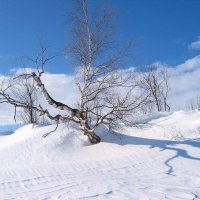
(12, 73, 40, 124)
(161, 68, 170, 111)
(140, 65, 170, 112)
(0, 0, 148, 144)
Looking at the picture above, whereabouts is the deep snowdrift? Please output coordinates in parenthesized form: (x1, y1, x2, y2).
(0, 110, 200, 199)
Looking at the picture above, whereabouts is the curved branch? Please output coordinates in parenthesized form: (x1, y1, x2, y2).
(31, 72, 81, 119)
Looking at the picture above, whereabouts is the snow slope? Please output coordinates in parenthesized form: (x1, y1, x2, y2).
(0, 110, 200, 199)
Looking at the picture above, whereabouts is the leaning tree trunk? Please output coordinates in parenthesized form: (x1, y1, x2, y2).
(31, 72, 101, 144)
(80, 118, 101, 144)
(83, 128, 101, 144)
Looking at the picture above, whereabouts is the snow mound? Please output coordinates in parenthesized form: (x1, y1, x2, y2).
(130, 110, 200, 140)
(0, 110, 200, 199)
(0, 110, 200, 168)
(0, 123, 90, 168)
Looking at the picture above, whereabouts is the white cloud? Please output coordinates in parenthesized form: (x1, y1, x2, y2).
(169, 55, 200, 109)
(1, 56, 200, 124)
(188, 36, 200, 50)
(9, 67, 36, 75)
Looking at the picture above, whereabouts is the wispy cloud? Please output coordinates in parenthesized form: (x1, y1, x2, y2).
(188, 36, 200, 50)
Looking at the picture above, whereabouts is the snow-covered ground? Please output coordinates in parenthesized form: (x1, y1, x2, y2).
(0, 110, 200, 200)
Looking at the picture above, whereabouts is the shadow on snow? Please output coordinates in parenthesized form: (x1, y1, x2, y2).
(103, 132, 200, 175)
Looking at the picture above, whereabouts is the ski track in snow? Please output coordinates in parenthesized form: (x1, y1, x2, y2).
(0, 156, 200, 200)
(0, 110, 200, 199)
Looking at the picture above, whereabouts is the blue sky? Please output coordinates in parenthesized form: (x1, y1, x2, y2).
(0, 0, 200, 74)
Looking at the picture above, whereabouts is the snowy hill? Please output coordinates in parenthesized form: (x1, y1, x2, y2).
(0, 110, 200, 199)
